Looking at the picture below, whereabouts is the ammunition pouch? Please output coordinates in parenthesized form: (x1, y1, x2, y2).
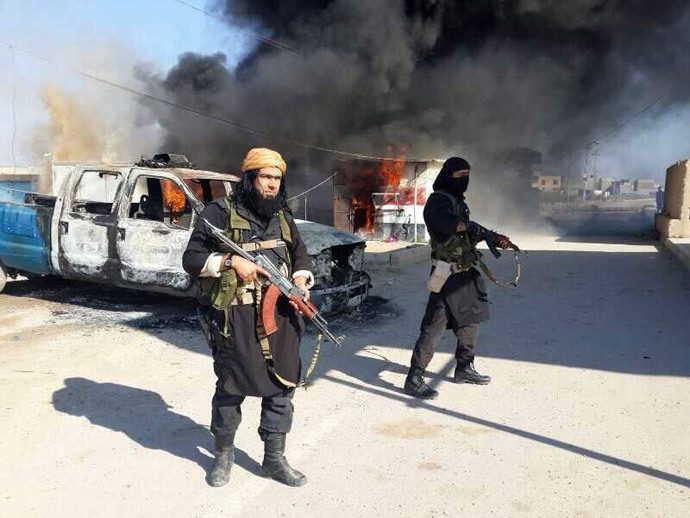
(199, 270, 242, 311)
(431, 233, 482, 269)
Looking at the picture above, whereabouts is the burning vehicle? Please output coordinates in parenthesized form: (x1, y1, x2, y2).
(0, 155, 369, 313)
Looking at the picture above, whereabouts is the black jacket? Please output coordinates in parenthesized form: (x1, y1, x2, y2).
(423, 190, 490, 246)
(423, 190, 490, 327)
(183, 197, 312, 396)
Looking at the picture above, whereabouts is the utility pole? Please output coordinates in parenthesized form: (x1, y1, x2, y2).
(566, 149, 572, 208)
(583, 142, 596, 202)
(592, 149, 600, 177)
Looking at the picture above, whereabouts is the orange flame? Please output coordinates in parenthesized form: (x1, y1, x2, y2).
(162, 179, 186, 223)
(379, 146, 406, 190)
(352, 194, 375, 234)
(343, 147, 412, 237)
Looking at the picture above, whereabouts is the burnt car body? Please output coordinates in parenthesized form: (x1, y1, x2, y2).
(0, 159, 369, 314)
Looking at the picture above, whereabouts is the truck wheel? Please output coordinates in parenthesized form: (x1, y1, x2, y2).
(0, 264, 7, 293)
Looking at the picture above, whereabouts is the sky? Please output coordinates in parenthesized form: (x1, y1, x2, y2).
(0, 0, 250, 166)
(0, 0, 686, 181)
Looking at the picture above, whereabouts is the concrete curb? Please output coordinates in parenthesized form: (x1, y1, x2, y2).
(364, 244, 430, 269)
(662, 237, 690, 273)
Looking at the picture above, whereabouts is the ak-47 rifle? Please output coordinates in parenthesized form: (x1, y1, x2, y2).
(202, 218, 343, 347)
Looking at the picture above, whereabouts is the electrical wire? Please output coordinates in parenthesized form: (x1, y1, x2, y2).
(5, 36, 668, 170)
(568, 87, 675, 156)
(0, 40, 438, 164)
(596, 88, 673, 142)
(169, 0, 299, 54)
(288, 171, 339, 201)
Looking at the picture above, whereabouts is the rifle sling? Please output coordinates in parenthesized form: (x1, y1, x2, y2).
(254, 282, 297, 389)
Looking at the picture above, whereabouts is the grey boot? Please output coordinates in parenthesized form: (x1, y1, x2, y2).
(454, 361, 491, 385)
(261, 434, 307, 487)
(404, 366, 439, 399)
(208, 436, 235, 487)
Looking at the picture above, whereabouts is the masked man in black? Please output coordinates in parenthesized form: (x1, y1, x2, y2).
(404, 157, 512, 399)
(183, 148, 313, 487)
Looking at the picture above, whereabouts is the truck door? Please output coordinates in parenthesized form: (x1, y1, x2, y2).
(116, 171, 195, 293)
(58, 169, 123, 280)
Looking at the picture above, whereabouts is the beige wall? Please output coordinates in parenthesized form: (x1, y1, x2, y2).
(664, 160, 690, 219)
(657, 160, 690, 238)
(533, 174, 562, 191)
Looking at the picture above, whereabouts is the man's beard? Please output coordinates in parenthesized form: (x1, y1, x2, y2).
(249, 188, 282, 221)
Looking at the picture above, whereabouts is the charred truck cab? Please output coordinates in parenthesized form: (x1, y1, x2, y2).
(0, 155, 369, 314)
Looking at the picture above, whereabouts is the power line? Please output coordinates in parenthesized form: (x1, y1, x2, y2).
(169, 0, 299, 54)
(569, 87, 674, 156)
(288, 171, 339, 201)
(0, 40, 438, 163)
(596, 88, 673, 142)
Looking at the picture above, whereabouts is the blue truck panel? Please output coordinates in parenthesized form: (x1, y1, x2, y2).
(0, 199, 53, 275)
(0, 182, 34, 203)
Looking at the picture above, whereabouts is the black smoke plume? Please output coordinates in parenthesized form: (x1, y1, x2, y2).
(143, 0, 690, 227)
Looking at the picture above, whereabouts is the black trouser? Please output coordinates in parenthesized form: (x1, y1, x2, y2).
(411, 292, 480, 370)
(211, 383, 295, 447)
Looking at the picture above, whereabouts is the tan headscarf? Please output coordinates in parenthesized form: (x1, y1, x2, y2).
(241, 147, 287, 175)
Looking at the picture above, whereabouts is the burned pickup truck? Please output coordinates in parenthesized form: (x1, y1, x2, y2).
(0, 158, 370, 313)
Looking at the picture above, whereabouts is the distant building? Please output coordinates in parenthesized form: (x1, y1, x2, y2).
(606, 179, 658, 197)
(610, 179, 634, 195)
(532, 174, 563, 191)
(634, 179, 658, 195)
(559, 174, 618, 200)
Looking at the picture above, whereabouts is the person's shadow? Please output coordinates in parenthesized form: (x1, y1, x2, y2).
(52, 378, 262, 483)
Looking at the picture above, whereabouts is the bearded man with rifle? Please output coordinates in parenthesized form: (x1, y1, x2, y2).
(183, 148, 313, 488)
(404, 157, 516, 400)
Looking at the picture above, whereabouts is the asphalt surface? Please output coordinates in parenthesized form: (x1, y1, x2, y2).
(1, 235, 689, 517)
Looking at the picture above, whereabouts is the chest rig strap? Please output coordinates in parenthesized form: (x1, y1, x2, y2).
(430, 190, 519, 289)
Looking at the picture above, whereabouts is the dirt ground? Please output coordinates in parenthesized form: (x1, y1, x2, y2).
(1, 235, 689, 518)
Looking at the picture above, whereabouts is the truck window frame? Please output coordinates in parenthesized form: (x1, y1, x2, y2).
(70, 170, 124, 216)
(124, 172, 197, 231)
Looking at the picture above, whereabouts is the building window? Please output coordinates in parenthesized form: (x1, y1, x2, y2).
(553, 180, 558, 185)
(541, 180, 546, 185)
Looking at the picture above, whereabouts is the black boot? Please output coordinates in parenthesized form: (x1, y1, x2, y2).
(208, 436, 235, 487)
(404, 366, 439, 399)
(262, 434, 307, 487)
(454, 361, 491, 385)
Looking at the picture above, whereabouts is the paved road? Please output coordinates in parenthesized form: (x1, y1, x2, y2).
(1, 236, 688, 517)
